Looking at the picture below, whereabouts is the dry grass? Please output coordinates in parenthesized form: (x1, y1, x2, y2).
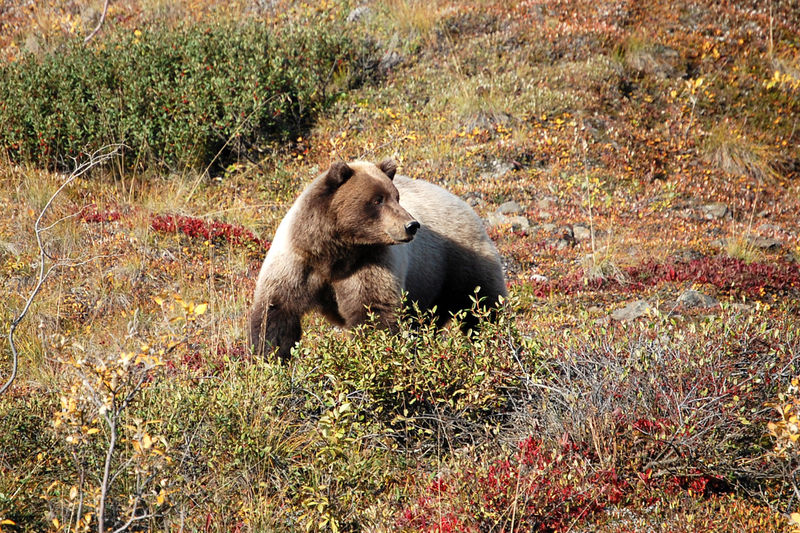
(724, 236, 763, 265)
(703, 123, 781, 184)
(383, 0, 446, 42)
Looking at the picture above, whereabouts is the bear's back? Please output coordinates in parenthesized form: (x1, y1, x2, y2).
(392, 175, 506, 312)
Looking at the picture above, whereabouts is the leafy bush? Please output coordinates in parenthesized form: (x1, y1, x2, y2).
(0, 20, 363, 171)
(296, 299, 528, 443)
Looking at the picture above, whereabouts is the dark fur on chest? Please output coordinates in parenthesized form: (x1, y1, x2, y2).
(304, 245, 390, 325)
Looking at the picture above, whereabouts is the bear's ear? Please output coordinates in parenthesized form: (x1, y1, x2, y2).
(378, 158, 397, 180)
(324, 162, 354, 189)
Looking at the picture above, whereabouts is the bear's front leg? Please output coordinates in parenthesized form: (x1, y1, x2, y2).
(332, 266, 402, 331)
(249, 298, 302, 361)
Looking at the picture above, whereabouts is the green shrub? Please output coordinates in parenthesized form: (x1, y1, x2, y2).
(0, 20, 363, 171)
(296, 300, 528, 441)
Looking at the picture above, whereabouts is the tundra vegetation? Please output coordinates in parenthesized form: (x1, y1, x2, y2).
(1, 0, 799, 531)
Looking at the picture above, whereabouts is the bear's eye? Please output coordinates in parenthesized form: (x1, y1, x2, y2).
(373, 195, 384, 206)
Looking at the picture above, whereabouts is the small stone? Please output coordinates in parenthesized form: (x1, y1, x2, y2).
(465, 196, 486, 208)
(536, 197, 554, 210)
(24, 34, 41, 55)
(749, 236, 782, 251)
(572, 224, 594, 242)
(757, 223, 781, 234)
(530, 274, 549, 282)
(486, 213, 530, 234)
(480, 160, 516, 180)
(554, 238, 572, 250)
(378, 50, 402, 72)
(541, 223, 557, 233)
(677, 290, 718, 308)
(497, 201, 523, 215)
(701, 203, 729, 220)
(346, 6, 370, 22)
(611, 300, 653, 321)
(507, 215, 530, 233)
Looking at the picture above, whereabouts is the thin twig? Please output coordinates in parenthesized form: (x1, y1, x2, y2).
(84, 0, 111, 45)
(2, 145, 122, 396)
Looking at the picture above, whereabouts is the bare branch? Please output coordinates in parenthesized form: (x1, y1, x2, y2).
(2, 144, 123, 396)
(84, 0, 111, 45)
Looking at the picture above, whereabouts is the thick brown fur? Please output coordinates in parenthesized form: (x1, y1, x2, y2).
(249, 159, 507, 360)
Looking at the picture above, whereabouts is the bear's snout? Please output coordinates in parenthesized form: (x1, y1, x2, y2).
(405, 220, 420, 237)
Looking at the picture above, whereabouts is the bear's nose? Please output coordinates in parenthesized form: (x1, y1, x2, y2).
(405, 220, 420, 236)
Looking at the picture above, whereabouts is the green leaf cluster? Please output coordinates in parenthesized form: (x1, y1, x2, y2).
(0, 21, 361, 171)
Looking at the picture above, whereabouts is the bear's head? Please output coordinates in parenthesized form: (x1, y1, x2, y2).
(317, 159, 420, 247)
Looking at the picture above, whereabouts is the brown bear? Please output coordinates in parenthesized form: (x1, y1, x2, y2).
(249, 159, 507, 360)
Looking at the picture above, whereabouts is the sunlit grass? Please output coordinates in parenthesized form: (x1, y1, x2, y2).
(703, 123, 781, 183)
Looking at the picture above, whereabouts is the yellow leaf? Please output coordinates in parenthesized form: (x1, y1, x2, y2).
(0, 520, 16, 526)
(791, 512, 800, 524)
(153, 296, 164, 306)
(194, 302, 208, 315)
(156, 490, 167, 506)
(87, 428, 100, 435)
(69, 486, 78, 500)
(142, 433, 153, 450)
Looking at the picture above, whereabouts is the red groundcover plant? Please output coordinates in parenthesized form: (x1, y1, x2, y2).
(150, 213, 268, 250)
(529, 256, 800, 298)
(397, 436, 627, 532)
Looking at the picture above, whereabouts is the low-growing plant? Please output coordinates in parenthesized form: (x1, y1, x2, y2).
(521, 308, 798, 497)
(43, 293, 207, 532)
(0, 17, 364, 172)
(397, 436, 627, 532)
(296, 296, 528, 446)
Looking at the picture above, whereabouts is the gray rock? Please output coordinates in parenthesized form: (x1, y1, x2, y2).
(465, 195, 486, 208)
(507, 215, 530, 233)
(497, 201, 523, 215)
(554, 238, 571, 250)
(24, 34, 41, 55)
(701, 203, 729, 220)
(346, 6, 370, 22)
(677, 290, 718, 308)
(572, 224, 596, 242)
(378, 50, 402, 72)
(541, 223, 558, 233)
(480, 160, 516, 180)
(757, 223, 782, 234)
(749, 236, 782, 251)
(611, 300, 653, 321)
(536, 197, 555, 210)
(486, 213, 530, 233)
